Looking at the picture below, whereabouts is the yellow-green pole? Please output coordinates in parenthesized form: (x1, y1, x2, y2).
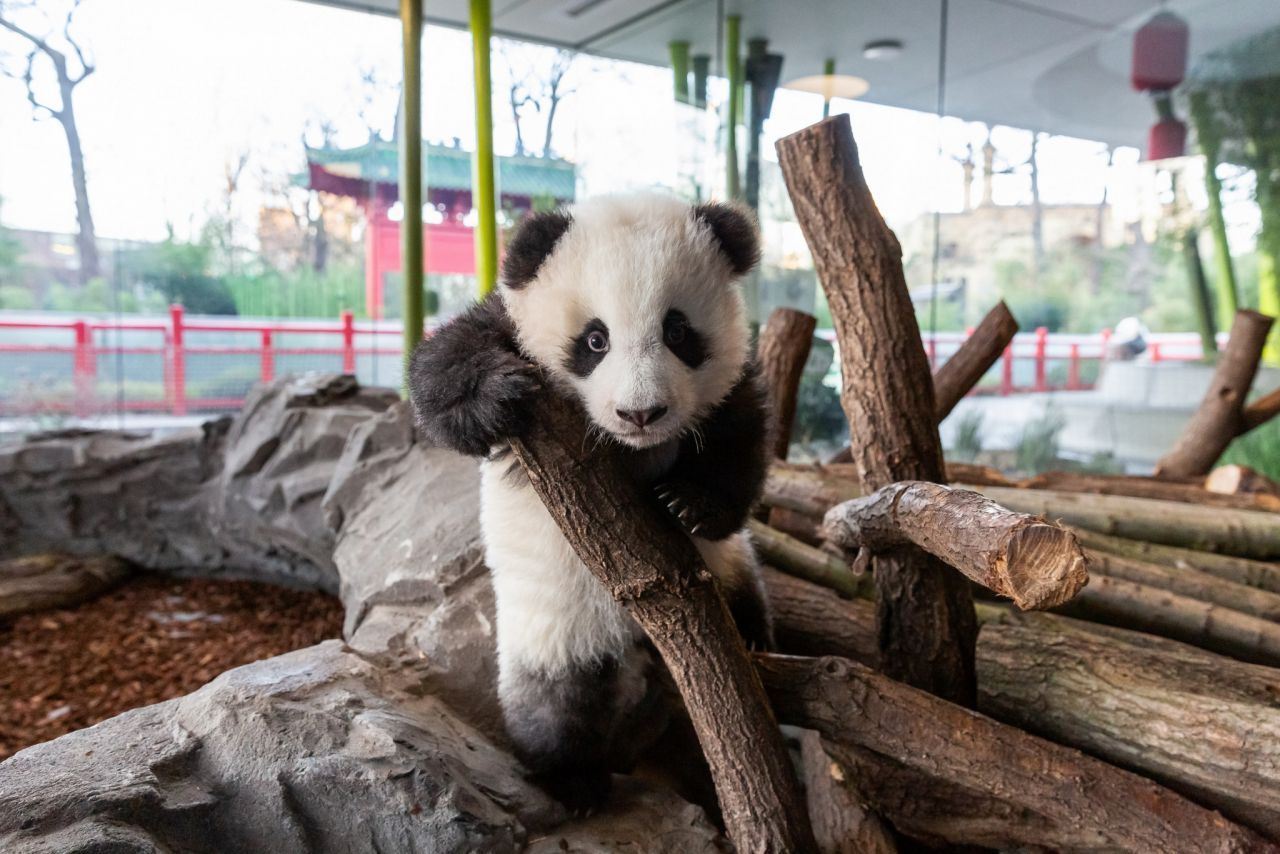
(471, 0, 498, 297)
(725, 14, 741, 200)
(670, 40, 691, 103)
(400, 0, 425, 365)
(822, 58, 835, 119)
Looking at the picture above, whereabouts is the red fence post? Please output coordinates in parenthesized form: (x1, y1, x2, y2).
(1001, 343, 1014, 396)
(1150, 342, 1162, 363)
(1034, 326, 1048, 392)
(340, 310, 356, 374)
(1068, 343, 1081, 390)
(170, 304, 187, 416)
(72, 320, 92, 417)
(261, 330, 274, 384)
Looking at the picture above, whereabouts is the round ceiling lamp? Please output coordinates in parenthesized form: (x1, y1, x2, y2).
(783, 73, 870, 101)
(863, 39, 904, 61)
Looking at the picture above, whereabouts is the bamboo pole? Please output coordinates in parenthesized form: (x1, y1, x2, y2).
(470, 0, 498, 297)
(669, 40, 690, 103)
(399, 0, 425, 364)
(725, 14, 742, 200)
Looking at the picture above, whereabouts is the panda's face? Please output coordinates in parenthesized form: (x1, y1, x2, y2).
(501, 194, 758, 450)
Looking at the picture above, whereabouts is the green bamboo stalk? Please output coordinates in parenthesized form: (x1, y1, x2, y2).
(725, 14, 742, 200)
(1183, 228, 1218, 360)
(470, 0, 498, 298)
(1190, 92, 1239, 331)
(399, 0, 425, 367)
(822, 58, 835, 119)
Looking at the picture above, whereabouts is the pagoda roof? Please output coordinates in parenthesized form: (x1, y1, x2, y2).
(303, 140, 576, 203)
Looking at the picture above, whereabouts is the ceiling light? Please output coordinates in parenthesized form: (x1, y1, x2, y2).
(863, 39, 904, 61)
(783, 74, 870, 101)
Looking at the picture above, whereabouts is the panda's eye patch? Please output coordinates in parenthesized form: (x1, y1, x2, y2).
(663, 309, 707, 368)
(566, 318, 610, 378)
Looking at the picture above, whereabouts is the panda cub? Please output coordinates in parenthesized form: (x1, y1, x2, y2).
(409, 192, 772, 807)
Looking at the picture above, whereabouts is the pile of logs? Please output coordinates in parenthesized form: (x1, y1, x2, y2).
(517, 115, 1280, 851)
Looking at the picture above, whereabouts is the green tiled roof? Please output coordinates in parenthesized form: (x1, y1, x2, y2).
(305, 140, 575, 200)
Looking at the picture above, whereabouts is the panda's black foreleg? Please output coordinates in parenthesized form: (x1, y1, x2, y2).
(407, 294, 539, 457)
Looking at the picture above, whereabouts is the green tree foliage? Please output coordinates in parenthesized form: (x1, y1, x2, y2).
(128, 234, 237, 315)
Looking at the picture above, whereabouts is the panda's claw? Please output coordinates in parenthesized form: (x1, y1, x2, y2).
(690, 522, 704, 536)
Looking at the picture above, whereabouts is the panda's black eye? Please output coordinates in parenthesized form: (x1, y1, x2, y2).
(663, 309, 707, 368)
(587, 330, 609, 353)
(665, 319, 687, 345)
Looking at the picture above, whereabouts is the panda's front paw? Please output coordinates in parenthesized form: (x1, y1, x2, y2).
(654, 481, 735, 539)
(439, 352, 541, 456)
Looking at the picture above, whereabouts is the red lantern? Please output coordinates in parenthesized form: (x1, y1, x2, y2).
(1148, 116, 1187, 160)
(1132, 11, 1189, 92)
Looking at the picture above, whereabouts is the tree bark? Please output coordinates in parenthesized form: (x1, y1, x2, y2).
(1058, 574, 1280, 666)
(797, 730, 898, 854)
(59, 88, 100, 284)
(507, 391, 814, 854)
(1017, 469, 1280, 513)
(748, 519, 872, 600)
(757, 307, 816, 460)
(1242, 388, 1280, 434)
(765, 570, 1280, 844)
(975, 484, 1280, 559)
(755, 653, 1274, 853)
(1087, 549, 1280, 621)
(1072, 527, 1280, 594)
(823, 481, 1087, 610)
(1156, 310, 1274, 479)
(979, 612, 1280, 840)
(0, 553, 131, 617)
(944, 460, 1013, 486)
(932, 300, 1018, 421)
(1207, 463, 1280, 498)
(775, 114, 976, 704)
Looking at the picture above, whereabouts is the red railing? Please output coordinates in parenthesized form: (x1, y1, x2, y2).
(0, 308, 1226, 419)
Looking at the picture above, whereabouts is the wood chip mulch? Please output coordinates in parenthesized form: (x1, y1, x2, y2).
(0, 575, 344, 761)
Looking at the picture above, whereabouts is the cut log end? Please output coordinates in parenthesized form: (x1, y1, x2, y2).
(1001, 522, 1090, 610)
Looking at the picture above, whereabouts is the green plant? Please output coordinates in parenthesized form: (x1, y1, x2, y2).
(949, 410, 984, 462)
(1219, 418, 1280, 483)
(1015, 406, 1065, 475)
(792, 336, 847, 447)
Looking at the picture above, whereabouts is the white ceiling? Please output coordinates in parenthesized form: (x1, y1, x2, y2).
(302, 0, 1280, 146)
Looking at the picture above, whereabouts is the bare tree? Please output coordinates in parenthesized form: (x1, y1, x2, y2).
(497, 42, 576, 159)
(540, 49, 575, 159)
(0, 0, 99, 282)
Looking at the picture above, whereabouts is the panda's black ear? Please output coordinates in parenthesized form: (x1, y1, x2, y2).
(694, 202, 761, 276)
(502, 210, 573, 289)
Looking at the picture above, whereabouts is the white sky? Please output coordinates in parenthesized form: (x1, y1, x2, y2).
(0, 0, 1243, 247)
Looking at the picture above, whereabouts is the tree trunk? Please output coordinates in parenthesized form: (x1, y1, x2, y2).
(507, 391, 814, 854)
(1087, 549, 1280, 621)
(798, 730, 898, 854)
(932, 300, 1018, 421)
(1015, 469, 1280, 513)
(1156, 310, 1274, 479)
(775, 115, 976, 704)
(756, 308, 817, 460)
(1058, 574, 1280, 666)
(979, 612, 1280, 840)
(823, 481, 1087, 610)
(755, 653, 1274, 853)
(975, 484, 1280, 559)
(1072, 527, 1280, 594)
(58, 81, 99, 284)
(0, 554, 131, 617)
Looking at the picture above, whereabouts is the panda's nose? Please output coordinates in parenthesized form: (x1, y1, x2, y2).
(616, 406, 668, 427)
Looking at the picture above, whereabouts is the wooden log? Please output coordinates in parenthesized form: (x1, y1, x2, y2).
(0, 553, 133, 617)
(1058, 574, 1280, 666)
(757, 307, 817, 460)
(508, 391, 814, 853)
(979, 612, 1280, 840)
(777, 113, 976, 703)
(974, 484, 1280, 559)
(748, 519, 873, 600)
(932, 301, 1019, 421)
(1073, 528, 1280, 594)
(1087, 549, 1280, 622)
(755, 653, 1274, 853)
(764, 506, 822, 546)
(822, 481, 1087, 611)
(798, 730, 898, 854)
(943, 460, 1012, 486)
(765, 461, 860, 518)
(1207, 464, 1280, 498)
(1019, 469, 1280, 512)
(762, 567, 878, 666)
(1156, 310, 1274, 479)
(1242, 388, 1280, 434)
